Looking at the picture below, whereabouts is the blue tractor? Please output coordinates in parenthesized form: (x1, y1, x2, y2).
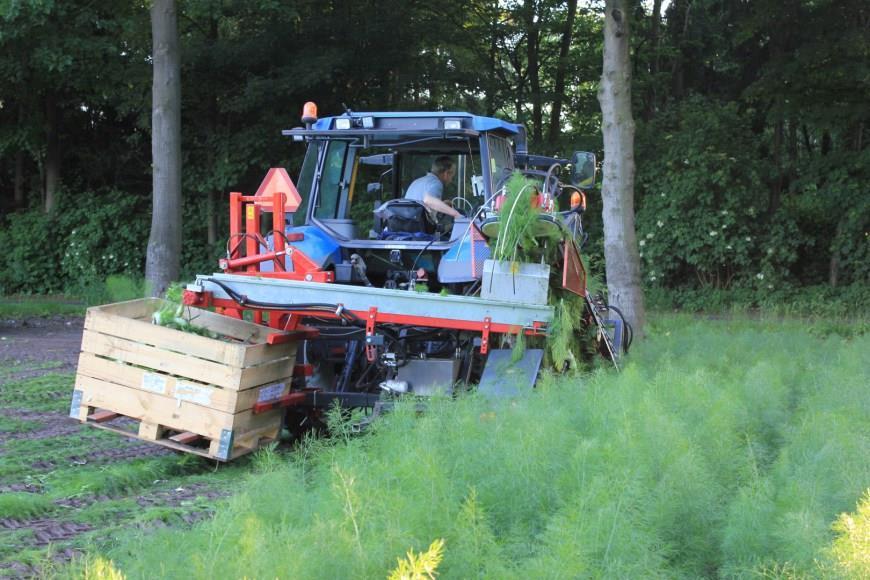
(186, 104, 628, 429)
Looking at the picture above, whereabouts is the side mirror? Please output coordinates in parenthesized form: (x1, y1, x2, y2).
(570, 151, 596, 189)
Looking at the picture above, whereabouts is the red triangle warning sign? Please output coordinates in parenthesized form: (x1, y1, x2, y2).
(254, 168, 302, 213)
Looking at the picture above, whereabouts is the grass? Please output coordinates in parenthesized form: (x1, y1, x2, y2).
(0, 371, 253, 574)
(0, 493, 54, 519)
(0, 297, 86, 318)
(64, 314, 867, 578)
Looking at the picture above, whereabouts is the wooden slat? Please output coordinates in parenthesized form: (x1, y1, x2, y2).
(86, 421, 275, 462)
(88, 298, 160, 320)
(80, 331, 295, 392)
(138, 421, 164, 440)
(89, 298, 289, 345)
(85, 309, 245, 367)
(74, 374, 282, 441)
(235, 356, 297, 390)
(81, 330, 238, 389)
(76, 352, 291, 413)
(169, 431, 202, 445)
(87, 409, 119, 423)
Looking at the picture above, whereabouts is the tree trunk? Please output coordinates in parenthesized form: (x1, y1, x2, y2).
(644, 0, 662, 119)
(14, 151, 24, 206)
(486, 14, 498, 117)
(145, 0, 182, 298)
(769, 118, 783, 215)
(524, 0, 543, 145)
(547, 0, 578, 147)
(598, 0, 646, 337)
(44, 96, 60, 213)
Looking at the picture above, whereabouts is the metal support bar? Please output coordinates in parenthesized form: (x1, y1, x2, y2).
(365, 307, 378, 362)
(481, 316, 491, 355)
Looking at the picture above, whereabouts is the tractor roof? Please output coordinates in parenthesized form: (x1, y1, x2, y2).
(282, 111, 523, 142)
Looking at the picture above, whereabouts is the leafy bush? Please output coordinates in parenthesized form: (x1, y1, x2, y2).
(635, 96, 779, 288)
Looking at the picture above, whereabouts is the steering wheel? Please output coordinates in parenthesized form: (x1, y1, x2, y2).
(448, 196, 475, 217)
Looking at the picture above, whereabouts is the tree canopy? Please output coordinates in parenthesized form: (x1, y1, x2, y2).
(0, 0, 866, 297)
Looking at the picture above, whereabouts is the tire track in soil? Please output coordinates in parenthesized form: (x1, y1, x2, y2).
(0, 316, 233, 577)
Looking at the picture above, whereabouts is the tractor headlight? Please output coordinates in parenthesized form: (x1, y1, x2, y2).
(443, 118, 462, 130)
(361, 116, 375, 129)
(334, 118, 352, 130)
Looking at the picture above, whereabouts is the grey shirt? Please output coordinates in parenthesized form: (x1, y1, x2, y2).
(404, 172, 443, 203)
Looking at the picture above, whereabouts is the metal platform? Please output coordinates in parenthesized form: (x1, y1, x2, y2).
(192, 273, 553, 330)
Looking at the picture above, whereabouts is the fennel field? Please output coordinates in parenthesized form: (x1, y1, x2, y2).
(69, 314, 869, 579)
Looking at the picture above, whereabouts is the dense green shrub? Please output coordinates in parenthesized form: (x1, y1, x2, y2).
(635, 96, 802, 289)
(0, 188, 227, 297)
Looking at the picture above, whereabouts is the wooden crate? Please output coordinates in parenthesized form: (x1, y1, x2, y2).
(69, 298, 299, 461)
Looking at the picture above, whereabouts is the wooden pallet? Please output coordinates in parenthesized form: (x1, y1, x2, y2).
(70, 298, 299, 461)
(76, 405, 282, 461)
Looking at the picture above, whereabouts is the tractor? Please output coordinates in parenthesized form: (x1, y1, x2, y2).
(183, 103, 630, 432)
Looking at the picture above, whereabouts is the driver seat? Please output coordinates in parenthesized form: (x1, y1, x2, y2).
(374, 199, 435, 238)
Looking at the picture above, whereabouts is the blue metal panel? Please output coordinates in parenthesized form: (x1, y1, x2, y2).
(315, 112, 521, 136)
(261, 225, 341, 272)
(289, 226, 341, 268)
(438, 236, 490, 283)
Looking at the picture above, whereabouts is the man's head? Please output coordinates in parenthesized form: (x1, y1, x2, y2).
(431, 156, 456, 185)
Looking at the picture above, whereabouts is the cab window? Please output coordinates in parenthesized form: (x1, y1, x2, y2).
(314, 140, 350, 220)
(293, 143, 318, 225)
(488, 135, 514, 192)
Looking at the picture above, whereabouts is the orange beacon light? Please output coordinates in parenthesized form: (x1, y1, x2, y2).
(301, 102, 318, 127)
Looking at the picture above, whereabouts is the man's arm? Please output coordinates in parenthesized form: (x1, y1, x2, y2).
(423, 193, 461, 218)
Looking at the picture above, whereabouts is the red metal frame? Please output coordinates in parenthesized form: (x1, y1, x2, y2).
(189, 170, 552, 363)
(224, 190, 334, 283)
(185, 291, 544, 338)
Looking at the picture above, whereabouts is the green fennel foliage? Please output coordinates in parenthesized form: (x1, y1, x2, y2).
(79, 316, 868, 578)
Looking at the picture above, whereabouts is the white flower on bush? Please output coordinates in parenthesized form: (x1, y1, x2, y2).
(650, 275, 657, 281)
(726, 245, 733, 250)
(756, 273, 764, 280)
(639, 252, 644, 258)
(767, 284, 774, 289)
(639, 240, 646, 247)
(720, 210, 728, 215)
(657, 220, 664, 228)
(721, 224, 727, 229)
(767, 248, 774, 255)
(660, 192, 666, 198)
(745, 236, 751, 242)
(646, 233, 654, 240)
(709, 231, 718, 237)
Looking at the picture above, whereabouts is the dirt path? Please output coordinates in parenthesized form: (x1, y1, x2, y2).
(0, 316, 84, 378)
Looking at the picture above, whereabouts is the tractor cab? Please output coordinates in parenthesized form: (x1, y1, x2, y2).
(277, 110, 527, 291)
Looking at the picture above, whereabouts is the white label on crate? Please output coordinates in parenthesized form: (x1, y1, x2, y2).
(141, 373, 167, 394)
(257, 382, 286, 403)
(174, 382, 214, 406)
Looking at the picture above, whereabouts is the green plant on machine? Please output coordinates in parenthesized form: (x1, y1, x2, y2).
(490, 172, 544, 264)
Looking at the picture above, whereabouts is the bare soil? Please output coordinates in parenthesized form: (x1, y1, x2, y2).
(0, 315, 236, 578)
(0, 316, 83, 377)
